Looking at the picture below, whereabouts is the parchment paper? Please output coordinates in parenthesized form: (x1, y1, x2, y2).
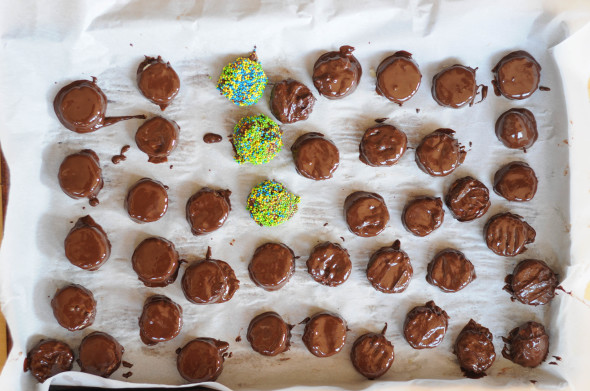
(0, 1, 589, 390)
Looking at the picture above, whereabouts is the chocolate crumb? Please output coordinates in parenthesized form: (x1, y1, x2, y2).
(111, 145, 130, 164)
(235, 336, 242, 342)
(416, 108, 420, 113)
(340, 236, 345, 242)
(169, 165, 173, 169)
(549, 361, 558, 365)
(563, 139, 569, 145)
(323, 222, 328, 227)
(122, 371, 133, 378)
(539, 86, 550, 91)
(469, 141, 473, 147)
(175, 347, 182, 355)
(203, 133, 223, 143)
(279, 357, 291, 361)
(228, 352, 233, 358)
(553, 356, 562, 361)
(122, 360, 133, 368)
(530, 380, 538, 384)
(375, 118, 388, 123)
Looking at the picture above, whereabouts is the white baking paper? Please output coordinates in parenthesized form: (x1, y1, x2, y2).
(0, 1, 589, 390)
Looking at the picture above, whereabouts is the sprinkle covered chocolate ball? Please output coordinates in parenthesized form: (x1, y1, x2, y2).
(232, 114, 283, 164)
(247, 180, 300, 227)
(217, 51, 268, 106)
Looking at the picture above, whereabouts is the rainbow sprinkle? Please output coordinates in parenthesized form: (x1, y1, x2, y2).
(247, 180, 300, 227)
(217, 54, 268, 106)
(232, 114, 282, 165)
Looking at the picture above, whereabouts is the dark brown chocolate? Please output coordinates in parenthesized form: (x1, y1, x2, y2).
(344, 191, 390, 237)
(402, 196, 444, 237)
(51, 284, 96, 331)
(137, 56, 180, 110)
(359, 124, 407, 167)
(64, 215, 111, 271)
(366, 240, 413, 293)
(132, 236, 180, 287)
(135, 117, 180, 163)
(291, 132, 340, 180)
(445, 176, 490, 222)
(492, 51, 541, 100)
(376, 51, 421, 105)
(504, 259, 557, 306)
(139, 295, 183, 346)
(312, 46, 362, 99)
(58, 150, 103, 206)
(502, 321, 549, 367)
(306, 242, 351, 287)
(426, 249, 476, 292)
(78, 331, 124, 378)
(186, 187, 231, 235)
(270, 79, 316, 123)
(432, 65, 486, 108)
(495, 108, 538, 150)
(302, 312, 347, 357)
(203, 133, 222, 143)
(176, 338, 229, 383)
(494, 161, 538, 202)
(26, 339, 74, 383)
(415, 129, 466, 176)
(350, 325, 394, 380)
(125, 178, 169, 223)
(454, 319, 495, 378)
(247, 312, 292, 356)
(484, 212, 535, 257)
(248, 242, 295, 291)
(404, 301, 449, 349)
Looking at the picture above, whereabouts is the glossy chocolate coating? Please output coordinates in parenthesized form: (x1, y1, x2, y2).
(26, 339, 74, 383)
(454, 320, 495, 378)
(137, 56, 180, 110)
(492, 51, 541, 100)
(177, 338, 229, 383)
(306, 242, 352, 287)
(247, 312, 292, 356)
(132, 237, 180, 287)
(78, 331, 124, 378)
(125, 178, 168, 223)
(502, 321, 549, 367)
(64, 215, 111, 271)
(53, 78, 145, 133)
(505, 259, 557, 306)
(445, 176, 490, 222)
(203, 133, 222, 143)
(427, 249, 476, 292)
(402, 196, 444, 237)
(350, 327, 394, 380)
(51, 284, 96, 331)
(376, 51, 421, 105)
(415, 129, 466, 176)
(139, 295, 183, 345)
(495, 108, 538, 149)
(359, 124, 407, 167)
(302, 312, 347, 357)
(248, 242, 295, 291)
(344, 191, 389, 237)
(58, 150, 103, 205)
(404, 301, 449, 349)
(135, 116, 180, 163)
(186, 187, 231, 235)
(291, 132, 339, 180)
(366, 240, 413, 293)
(484, 212, 535, 257)
(270, 79, 316, 123)
(494, 162, 538, 202)
(182, 248, 239, 304)
(432, 65, 482, 108)
(312, 46, 362, 99)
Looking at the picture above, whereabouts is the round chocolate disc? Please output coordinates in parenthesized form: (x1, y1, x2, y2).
(454, 319, 496, 378)
(495, 108, 538, 150)
(177, 338, 229, 383)
(51, 284, 96, 331)
(78, 331, 124, 378)
(291, 132, 340, 180)
(58, 150, 103, 205)
(137, 56, 180, 110)
(432, 65, 481, 108)
(445, 176, 490, 222)
(132, 236, 180, 287)
(139, 295, 183, 345)
(350, 327, 395, 380)
(302, 312, 347, 357)
(182, 248, 239, 304)
(505, 259, 557, 306)
(186, 187, 231, 235)
(359, 124, 407, 167)
(415, 129, 466, 176)
(403, 301, 449, 349)
(247, 312, 291, 356)
(125, 178, 168, 223)
(376, 51, 421, 105)
(312, 46, 362, 99)
(502, 321, 549, 368)
(270, 79, 316, 123)
(402, 196, 444, 237)
(248, 242, 295, 291)
(492, 51, 541, 100)
(344, 191, 390, 237)
(494, 161, 538, 202)
(26, 339, 74, 383)
(426, 249, 476, 292)
(135, 116, 180, 163)
(306, 242, 352, 287)
(484, 212, 536, 257)
(366, 240, 413, 293)
(64, 215, 111, 271)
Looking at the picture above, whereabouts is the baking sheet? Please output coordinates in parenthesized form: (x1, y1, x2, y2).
(0, 0, 589, 390)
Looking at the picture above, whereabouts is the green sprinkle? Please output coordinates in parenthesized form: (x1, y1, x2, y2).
(247, 180, 300, 227)
(232, 114, 282, 165)
(216, 54, 268, 106)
